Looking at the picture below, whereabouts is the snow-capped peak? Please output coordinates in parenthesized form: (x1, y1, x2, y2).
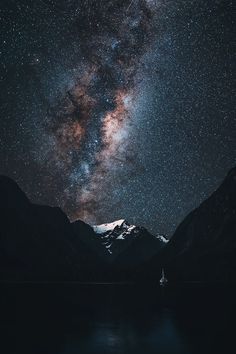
(155, 234, 169, 243)
(90, 219, 168, 259)
(92, 219, 126, 234)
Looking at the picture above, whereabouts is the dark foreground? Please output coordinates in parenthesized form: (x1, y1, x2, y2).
(0, 283, 235, 354)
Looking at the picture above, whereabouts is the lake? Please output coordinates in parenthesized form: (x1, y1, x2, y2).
(0, 283, 235, 354)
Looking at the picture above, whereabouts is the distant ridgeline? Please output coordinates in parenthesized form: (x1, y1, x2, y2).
(0, 167, 236, 282)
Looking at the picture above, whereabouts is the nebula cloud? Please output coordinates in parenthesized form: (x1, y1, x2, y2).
(38, 0, 161, 222)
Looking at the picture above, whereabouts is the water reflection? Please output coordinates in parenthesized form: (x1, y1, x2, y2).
(0, 284, 235, 354)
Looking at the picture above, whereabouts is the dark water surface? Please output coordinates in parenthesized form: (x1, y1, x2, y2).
(0, 283, 235, 354)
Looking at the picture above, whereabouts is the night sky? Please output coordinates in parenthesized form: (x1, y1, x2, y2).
(0, 0, 235, 236)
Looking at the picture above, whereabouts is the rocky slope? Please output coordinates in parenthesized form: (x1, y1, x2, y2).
(1, 167, 236, 282)
(144, 167, 236, 281)
(0, 175, 166, 280)
(0, 176, 106, 281)
(92, 219, 167, 264)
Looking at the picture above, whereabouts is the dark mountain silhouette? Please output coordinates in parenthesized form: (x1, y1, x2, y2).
(107, 221, 167, 267)
(72, 219, 108, 260)
(0, 176, 165, 281)
(0, 176, 107, 281)
(73, 219, 167, 265)
(142, 167, 236, 282)
(72, 219, 167, 281)
(0, 167, 236, 282)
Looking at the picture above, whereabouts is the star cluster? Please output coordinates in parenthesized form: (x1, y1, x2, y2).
(0, 0, 235, 236)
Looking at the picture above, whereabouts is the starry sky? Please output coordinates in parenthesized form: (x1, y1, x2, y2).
(0, 0, 235, 236)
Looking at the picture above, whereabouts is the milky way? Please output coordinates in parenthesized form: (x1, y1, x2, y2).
(0, 0, 235, 236)
(41, 0, 159, 224)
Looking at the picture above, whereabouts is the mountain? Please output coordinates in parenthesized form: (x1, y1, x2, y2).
(71, 219, 108, 260)
(72, 218, 168, 267)
(1, 166, 236, 282)
(92, 219, 168, 265)
(0, 176, 106, 281)
(145, 167, 236, 281)
(0, 175, 166, 281)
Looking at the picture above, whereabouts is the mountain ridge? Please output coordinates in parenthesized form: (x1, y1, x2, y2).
(0, 167, 236, 281)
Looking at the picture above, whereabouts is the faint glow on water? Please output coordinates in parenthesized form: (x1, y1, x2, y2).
(94, 326, 124, 350)
(64, 309, 190, 354)
(148, 309, 190, 353)
(0, 284, 235, 354)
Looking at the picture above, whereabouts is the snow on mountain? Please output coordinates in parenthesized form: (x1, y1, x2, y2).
(91, 219, 168, 258)
(92, 219, 135, 255)
(93, 219, 126, 234)
(155, 234, 169, 243)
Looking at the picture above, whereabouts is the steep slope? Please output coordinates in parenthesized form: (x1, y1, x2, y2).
(0, 175, 167, 281)
(161, 167, 236, 281)
(72, 219, 108, 260)
(0, 176, 106, 281)
(92, 219, 168, 265)
(2, 166, 236, 282)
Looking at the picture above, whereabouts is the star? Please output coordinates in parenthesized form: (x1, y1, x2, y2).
(0, 0, 235, 237)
